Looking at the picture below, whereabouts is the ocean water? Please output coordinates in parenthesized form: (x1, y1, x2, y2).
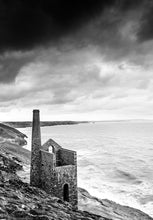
(19, 122, 153, 217)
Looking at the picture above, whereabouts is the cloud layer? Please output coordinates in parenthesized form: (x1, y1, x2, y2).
(0, 0, 152, 53)
(0, 0, 153, 120)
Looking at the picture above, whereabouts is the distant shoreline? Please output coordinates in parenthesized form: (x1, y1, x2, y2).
(2, 121, 89, 128)
(2, 119, 153, 128)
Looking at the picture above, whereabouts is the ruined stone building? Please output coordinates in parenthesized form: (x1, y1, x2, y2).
(30, 110, 78, 209)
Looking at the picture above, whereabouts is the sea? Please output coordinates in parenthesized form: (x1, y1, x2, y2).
(19, 121, 153, 217)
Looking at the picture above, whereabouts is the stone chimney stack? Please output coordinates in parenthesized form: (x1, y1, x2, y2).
(30, 109, 41, 187)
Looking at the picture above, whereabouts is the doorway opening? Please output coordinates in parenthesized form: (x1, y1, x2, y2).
(63, 183, 69, 202)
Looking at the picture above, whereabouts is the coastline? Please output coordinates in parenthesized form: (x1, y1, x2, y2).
(3, 142, 153, 219)
(0, 124, 153, 219)
(3, 121, 89, 128)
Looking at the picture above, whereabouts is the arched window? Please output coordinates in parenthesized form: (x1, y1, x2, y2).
(49, 145, 54, 153)
(63, 183, 69, 202)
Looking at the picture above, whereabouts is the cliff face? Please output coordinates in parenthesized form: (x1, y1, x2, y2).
(0, 123, 27, 146)
(0, 142, 106, 220)
(0, 138, 152, 219)
(0, 147, 106, 220)
(79, 188, 153, 220)
(0, 174, 106, 220)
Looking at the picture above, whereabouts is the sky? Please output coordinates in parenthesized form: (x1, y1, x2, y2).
(1, 0, 153, 121)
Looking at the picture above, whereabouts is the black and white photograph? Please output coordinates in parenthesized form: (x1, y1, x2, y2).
(0, 0, 153, 219)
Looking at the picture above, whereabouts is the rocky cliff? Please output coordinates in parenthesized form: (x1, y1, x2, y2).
(79, 188, 153, 220)
(0, 142, 107, 220)
(0, 138, 152, 219)
(0, 123, 27, 146)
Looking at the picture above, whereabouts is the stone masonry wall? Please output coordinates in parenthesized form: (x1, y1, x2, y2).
(55, 165, 78, 209)
(42, 139, 61, 152)
(59, 148, 77, 166)
(42, 139, 61, 166)
(40, 150, 78, 209)
(30, 110, 41, 187)
(30, 110, 78, 210)
(40, 150, 55, 191)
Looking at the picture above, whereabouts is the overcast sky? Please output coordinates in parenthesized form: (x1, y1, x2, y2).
(1, 0, 153, 121)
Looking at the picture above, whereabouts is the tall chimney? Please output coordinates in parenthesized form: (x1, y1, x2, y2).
(30, 109, 41, 187)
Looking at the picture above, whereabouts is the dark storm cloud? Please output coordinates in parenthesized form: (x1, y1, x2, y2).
(0, 0, 114, 52)
(0, 0, 150, 53)
(137, 1, 153, 42)
(0, 0, 152, 84)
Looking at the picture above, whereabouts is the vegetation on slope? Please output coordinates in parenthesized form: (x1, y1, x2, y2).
(0, 123, 27, 146)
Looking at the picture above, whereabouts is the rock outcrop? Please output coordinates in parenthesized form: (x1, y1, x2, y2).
(79, 188, 153, 220)
(0, 175, 107, 220)
(0, 131, 152, 220)
(0, 146, 106, 220)
(0, 123, 27, 146)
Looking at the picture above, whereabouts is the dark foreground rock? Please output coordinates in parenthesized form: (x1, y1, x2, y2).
(0, 176, 107, 220)
(0, 142, 106, 220)
(0, 140, 152, 220)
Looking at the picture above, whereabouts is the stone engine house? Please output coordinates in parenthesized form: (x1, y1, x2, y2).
(30, 110, 78, 209)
